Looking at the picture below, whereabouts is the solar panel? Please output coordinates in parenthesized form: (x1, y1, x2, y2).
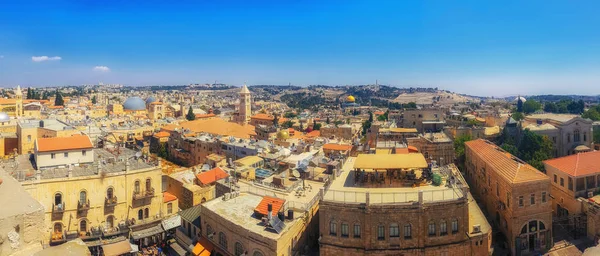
(267, 217, 286, 234)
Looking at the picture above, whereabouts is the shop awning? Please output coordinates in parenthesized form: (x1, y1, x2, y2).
(131, 224, 164, 240)
(130, 243, 139, 253)
(102, 240, 132, 256)
(192, 237, 215, 256)
(353, 153, 428, 170)
(161, 215, 181, 230)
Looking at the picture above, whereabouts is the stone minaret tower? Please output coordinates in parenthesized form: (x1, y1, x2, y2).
(15, 85, 23, 117)
(239, 84, 251, 124)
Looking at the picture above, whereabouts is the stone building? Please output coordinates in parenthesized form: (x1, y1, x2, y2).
(233, 85, 252, 125)
(5, 147, 165, 250)
(0, 171, 45, 255)
(543, 151, 600, 217)
(320, 154, 492, 256)
(523, 114, 594, 157)
(400, 109, 445, 133)
(465, 139, 552, 256)
(406, 132, 455, 166)
(320, 124, 357, 141)
(33, 135, 94, 169)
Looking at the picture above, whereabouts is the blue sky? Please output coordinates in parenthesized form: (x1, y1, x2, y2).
(1, 0, 600, 96)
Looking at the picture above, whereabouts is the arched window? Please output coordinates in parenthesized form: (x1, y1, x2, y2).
(389, 223, 399, 237)
(80, 220, 87, 232)
(107, 187, 114, 199)
(27, 135, 31, 143)
(134, 180, 140, 193)
(145, 178, 151, 191)
(354, 223, 361, 238)
(574, 130, 580, 142)
(452, 219, 459, 233)
(341, 222, 349, 237)
(218, 232, 227, 249)
(54, 222, 63, 233)
(253, 251, 264, 256)
(329, 221, 337, 236)
(234, 242, 244, 256)
(54, 193, 62, 206)
(79, 191, 87, 205)
(138, 209, 143, 220)
(206, 224, 213, 236)
(440, 221, 447, 235)
(428, 222, 436, 236)
(106, 216, 114, 228)
(144, 208, 149, 219)
(404, 224, 412, 239)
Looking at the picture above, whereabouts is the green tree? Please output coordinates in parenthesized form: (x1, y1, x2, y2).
(404, 102, 417, 109)
(594, 128, 600, 143)
(26, 87, 32, 99)
(92, 95, 97, 104)
(582, 108, 600, 121)
(501, 143, 520, 157)
(313, 123, 322, 130)
(326, 116, 330, 124)
(518, 129, 553, 171)
(54, 89, 64, 106)
(522, 99, 541, 114)
(281, 120, 294, 129)
(517, 97, 524, 112)
(511, 112, 524, 121)
(368, 111, 373, 123)
(454, 134, 472, 160)
(42, 91, 48, 100)
(544, 102, 558, 113)
(284, 112, 297, 118)
(466, 119, 481, 127)
(185, 106, 195, 121)
(273, 114, 279, 126)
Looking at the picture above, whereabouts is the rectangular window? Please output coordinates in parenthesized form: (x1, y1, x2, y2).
(341, 223, 349, 237)
(377, 225, 385, 240)
(496, 182, 499, 197)
(167, 203, 173, 214)
(560, 178, 564, 187)
(51, 153, 55, 159)
(440, 222, 447, 236)
(329, 222, 337, 236)
(518, 196, 524, 207)
(428, 223, 436, 236)
(452, 220, 458, 233)
(404, 225, 412, 239)
(542, 192, 547, 203)
(568, 178, 573, 191)
(506, 192, 511, 207)
(390, 224, 399, 238)
(354, 224, 361, 238)
(82, 150, 86, 156)
(530, 193, 535, 205)
(554, 175, 557, 183)
(64, 152, 68, 158)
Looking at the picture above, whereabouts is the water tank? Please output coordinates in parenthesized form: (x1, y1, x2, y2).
(287, 209, 294, 220)
(278, 212, 285, 221)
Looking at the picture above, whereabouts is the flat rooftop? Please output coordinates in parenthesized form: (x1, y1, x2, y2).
(5, 147, 155, 182)
(323, 157, 465, 204)
(0, 171, 44, 219)
(525, 113, 579, 123)
(202, 193, 297, 240)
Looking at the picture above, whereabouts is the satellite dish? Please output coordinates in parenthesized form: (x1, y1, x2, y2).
(292, 170, 301, 178)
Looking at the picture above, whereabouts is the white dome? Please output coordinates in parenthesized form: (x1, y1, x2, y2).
(123, 97, 146, 111)
(0, 112, 9, 122)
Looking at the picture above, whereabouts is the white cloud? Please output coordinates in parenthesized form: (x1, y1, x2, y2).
(93, 66, 110, 72)
(0, 55, 4, 59)
(32, 56, 61, 62)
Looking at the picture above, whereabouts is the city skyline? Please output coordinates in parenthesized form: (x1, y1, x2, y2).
(1, 0, 600, 96)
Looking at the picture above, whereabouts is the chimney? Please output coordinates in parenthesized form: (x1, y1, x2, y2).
(267, 203, 273, 221)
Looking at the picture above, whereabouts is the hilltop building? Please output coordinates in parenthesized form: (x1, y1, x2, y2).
(523, 114, 594, 157)
(234, 84, 252, 125)
(0, 86, 24, 117)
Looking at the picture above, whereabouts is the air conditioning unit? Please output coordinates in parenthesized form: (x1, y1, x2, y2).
(223, 193, 231, 201)
(589, 192, 594, 198)
(472, 225, 481, 233)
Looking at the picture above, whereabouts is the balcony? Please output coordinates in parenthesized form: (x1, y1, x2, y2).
(52, 203, 65, 214)
(133, 187, 155, 200)
(79, 227, 103, 241)
(49, 231, 66, 245)
(105, 196, 118, 207)
(102, 223, 129, 237)
(77, 199, 90, 212)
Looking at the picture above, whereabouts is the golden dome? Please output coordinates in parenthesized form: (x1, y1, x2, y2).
(346, 95, 355, 102)
(276, 130, 290, 140)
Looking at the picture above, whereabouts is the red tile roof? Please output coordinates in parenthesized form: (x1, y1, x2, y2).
(465, 139, 548, 183)
(544, 151, 600, 177)
(196, 167, 229, 185)
(163, 192, 177, 203)
(305, 130, 321, 138)
(323, 143, 353, 151)
(153, 131, 170, 138)
(251, 113, 275, 121)
(36, 135, 93, 152)
(195, 113, 216, 119)
(254, 196, 286, 217)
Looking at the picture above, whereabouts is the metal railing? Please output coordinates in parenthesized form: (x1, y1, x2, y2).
(105, 196, 118, 207)
(323, 187, 466, 205)
(52, 203, 65, 213)
(77, 199, 90, 211)
(133, 187, 155, 200)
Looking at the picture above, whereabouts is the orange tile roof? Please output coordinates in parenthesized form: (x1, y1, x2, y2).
(254, 196, 286, 217)
(251, 113, 274, 121)
(196, 167, 229, 185)
(153, 131, 170, 138)
(0, 98, 16, 104)
(178, 117, 256, 139)
(465, 139, 548, 183)
(323, 143, 353, 151)
(407, 145, 419, 153)
(163, 192, 177, 203)
(305, 130, 321, 138)
(195, 113, 216, 119)
(48, 105, 64, 109)
(161, 124, 178, 132)
(395, 148, 409, 154)
(37, 135, 93, 152)
(544, 151, 600, 177)
(374, 111, 385, 115)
